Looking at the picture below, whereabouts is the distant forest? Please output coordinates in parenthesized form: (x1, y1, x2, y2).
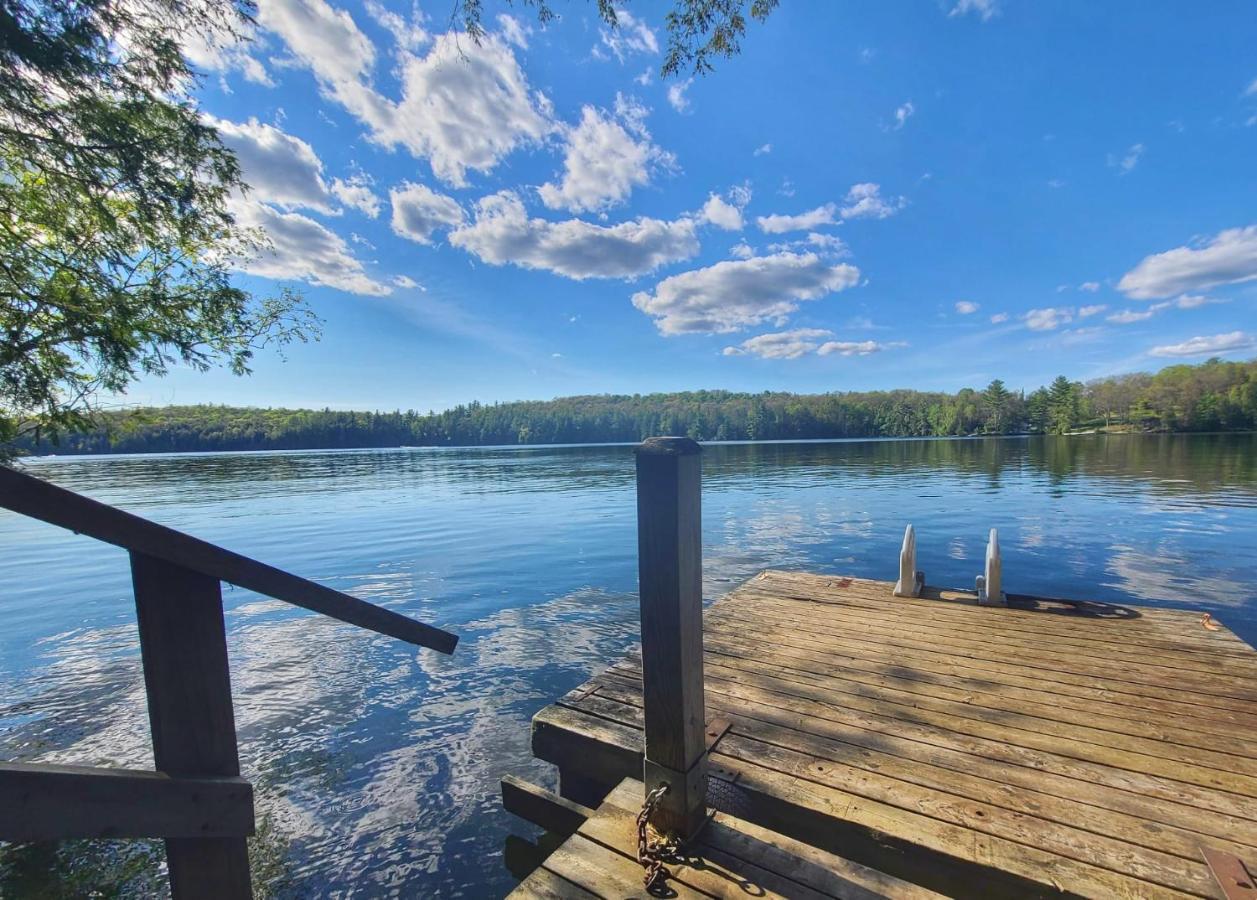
(19, 358, 1257, 456)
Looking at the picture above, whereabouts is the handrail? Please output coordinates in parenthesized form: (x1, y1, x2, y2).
(0, 465, 457, 654)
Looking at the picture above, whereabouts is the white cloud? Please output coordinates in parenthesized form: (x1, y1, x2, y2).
(757, 204, 837, 234)
(1078, 304, 1108, 317)
(1106, 294, 1217, 324)
(1023, 307, 1074, 331)
(364, 0, 429, 49)
(667, 78, 693, 113)
(259, 0, 377, 90)
(496, 13, 530, 49)
(730, 240, 755, 260)
(538, 102, 670, 213)
(450, 191, 699, 280)
(989, 312, 1009, 323)
(1246, 77, 1257, 97)
(330, 174, 381, 218)
(1118, 226, 1257, 299)
(1079, 281, 1101, 292)
(754, 143, 773, 156)
(893, 101, 915, 130)
(183, 27, 272, 86)
(700, 187, 751, 231)
(817, 339, 901, 357)
(950, 0, 999, 21)
(839, 182, 906, 220)
(757, 186, 903, 232)
(389, 182, 465, 244)
(1109, 142, 1144, 174)
(954, 300, 979, 314)
(1150, 332, 1255, 358)
(1107, 308, 1156, 324)
(630, 252, 860, 335)
(767, 233, 849, 257)
(597, 9, 658, 61)
(228, 197, 390, 295)
(700, 195, 743, 231)
(393, 274, 421, 289)
(208, 116, 333, 212)
(1175, 293, 1210, 308)
(723, 329, 834, 359)
(261, 1, 553, 187)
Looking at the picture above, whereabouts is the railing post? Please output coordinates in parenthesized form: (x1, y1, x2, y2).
(131, 552, 253, 900)
(635, 436, 706, 838)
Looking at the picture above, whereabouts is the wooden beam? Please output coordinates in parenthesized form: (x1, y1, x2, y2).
(132, 553, 252, 900)
(0, 762, 253, 842)
(0, 466, 456, 654)
(501, 775, 594, 835)
(634, 436, 706, 838)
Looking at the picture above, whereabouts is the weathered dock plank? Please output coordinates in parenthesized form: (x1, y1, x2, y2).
(509, 778, 946, 900)
(529, 570, 1257, 899)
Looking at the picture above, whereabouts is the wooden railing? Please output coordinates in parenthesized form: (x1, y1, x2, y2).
(0, 465, 458, 899)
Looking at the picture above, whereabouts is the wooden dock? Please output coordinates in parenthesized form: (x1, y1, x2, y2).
(520, 570, 1257, 898)
(500, 436, 1257, 899)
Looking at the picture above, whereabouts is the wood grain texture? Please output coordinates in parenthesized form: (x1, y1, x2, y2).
(132, 552, 252, 900)
(501, 775, 594, 836)
(0, 762, 253, 842)
(634, 440, 706, 836)
(508, 777, 947, 899)
(526, 569, 1257, 899)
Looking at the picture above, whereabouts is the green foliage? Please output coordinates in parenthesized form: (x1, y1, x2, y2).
(20, 358, 1257, 456)
(456, 0, 779, 78)
(0, 0, 318, 458)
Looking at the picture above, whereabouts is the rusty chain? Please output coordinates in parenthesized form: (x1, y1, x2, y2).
(636, 783, 675, 892)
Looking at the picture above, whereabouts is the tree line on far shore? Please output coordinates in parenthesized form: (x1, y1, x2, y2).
(19, 357, 1257, 456)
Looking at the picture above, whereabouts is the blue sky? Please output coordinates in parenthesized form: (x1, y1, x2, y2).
(131, 0, 1257, 411)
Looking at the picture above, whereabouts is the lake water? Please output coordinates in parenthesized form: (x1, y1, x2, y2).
(2, 435, 1255, 897)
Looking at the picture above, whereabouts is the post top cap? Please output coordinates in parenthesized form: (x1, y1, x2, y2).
(635, 436, 702, 456)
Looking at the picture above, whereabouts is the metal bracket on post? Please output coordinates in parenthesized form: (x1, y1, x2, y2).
(1201, 847, 1256, 900)
(976, 528, 1007, 606)
(893, 524, 925, 598)
(705, 718, 732, 753)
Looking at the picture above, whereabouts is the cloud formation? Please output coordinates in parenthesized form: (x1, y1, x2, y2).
(450, 191, 699, 280)
(261, 1, 553, 186)
(228, 198, 390, 295)
(631, 252, 860, 335)
(723, 329, 835, 359)
(1118, 226, 1257, 298)
(950, 0, 999, 21)
(668, 79, 693, 113)
(390, 182, 466, 244)
(954, 300, 979, 314)
(538, 101, 670, 213)
(209, 116, 335, 213)
(1150, 331, 1255, 358)
(596, 9, 658, 61)
(840, 182, 906, 219)
(1023, 307, 1074, 330)
(756, 204, 838, 234)
(818, 339, 901, 356)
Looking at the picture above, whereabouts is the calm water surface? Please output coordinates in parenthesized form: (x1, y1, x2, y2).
(2, 435, 1255, 896)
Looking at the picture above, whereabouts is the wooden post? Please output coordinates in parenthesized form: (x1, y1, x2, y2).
(635, 436, 706, 838)
(131, 552, 253, 900)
